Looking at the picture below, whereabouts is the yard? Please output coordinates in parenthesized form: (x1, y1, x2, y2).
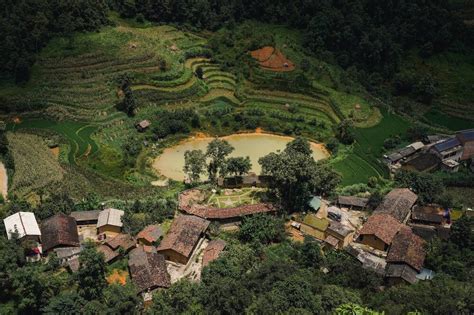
(206, 188, 266, 208)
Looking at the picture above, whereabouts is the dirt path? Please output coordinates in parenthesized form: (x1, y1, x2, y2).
(0, 162, 7, 200)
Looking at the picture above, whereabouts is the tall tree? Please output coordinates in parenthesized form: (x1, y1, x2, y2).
(76, 244, 107, 300)
(205, 139, 234, 182)
(183, 149, 207, 183)
(226, 156, 252, 176)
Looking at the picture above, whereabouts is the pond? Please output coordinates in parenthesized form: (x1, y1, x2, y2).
(153, 133, 329, 180)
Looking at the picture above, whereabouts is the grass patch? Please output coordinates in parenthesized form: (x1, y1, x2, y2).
(424, 109, 474, 131)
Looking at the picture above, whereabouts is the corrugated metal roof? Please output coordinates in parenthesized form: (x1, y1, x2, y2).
(3, 212, 41, 239)
(409, 142, 425, 151)
(97, 208, 124, 228)
(457, 129, 474, 142)
(433, 137, 461, 152)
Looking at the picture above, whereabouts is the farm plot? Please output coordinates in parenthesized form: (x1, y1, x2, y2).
(8, 119, 99, 164)
(7, 133, 65, 196)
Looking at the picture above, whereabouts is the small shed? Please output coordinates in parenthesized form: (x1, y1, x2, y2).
(337, 196, 369, 210)
(136, 120, 151, 132)
(137, 225, 163, 246)
(202, 239, 226, 267)
(70, 210, 101, 226)
(3, 212, 41, 241)
(97, 208, 125, 239)
(308, 196, 321, 212)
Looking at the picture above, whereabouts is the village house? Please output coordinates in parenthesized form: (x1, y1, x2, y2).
(337, 196, 368, 210)
(137, 225, 163, 247)
(385, 226, 426, 285)
(3, 211, 41, 242)
(299, 214, 329, 240)
(128, 246, 171, 299)
(384, 142, 425, 168)
(373, 188, 418, 223)
(358, 214, 401, 251)
(41, 213, 80, 254)
(97, 208, 124, 239)
(70, 210, 101, 226)
(135, 120, 151, 132)
(410, 205, 446, 226)
(202, 239, 226, 267)
(456, 129, 474, 164)
(401, 152, 441, 173)
(157, 215, 210, 264)
(430, 137, 463, 162)
(97, 233, 136, 263)
(324, 221, 354, 249)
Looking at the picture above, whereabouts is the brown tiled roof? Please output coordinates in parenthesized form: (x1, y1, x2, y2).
(97, 244, 120, 263)
(41, 213, 80, 252)
(137, 225, 163, 243)
(67, 256, 80, 273)
(387, 226, 426, 272)
(385, 263, 418, 284)
(202, 239, 226, 267)
(70, 210, 101, 223)
(337, 196, 368, 208)
(359, 214, 401, 245)
(157, 215, 209, 259)
(179, 189, 276, 220)
(328, 221, 354, 237)
(128, 246, 170, 293)
(325, 235, 339, 247)
(105, 234, 136, 251)
(374, 188, 418, 222)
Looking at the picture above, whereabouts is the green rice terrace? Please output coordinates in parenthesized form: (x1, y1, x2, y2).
(0, 17, 472, 199)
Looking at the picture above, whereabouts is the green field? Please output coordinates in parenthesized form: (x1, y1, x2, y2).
(424, 109, 474, 131)
(333, 109, 409, 185)
(7, 119, 98, 164)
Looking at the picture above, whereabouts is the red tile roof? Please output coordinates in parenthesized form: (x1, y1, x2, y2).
(179, 189, 276, 220)
(128, 246, 170, 292)
(202, 239, 226, 267)
(41, 213, 80, 252)
(387, 226, 426, 272)
(374, 188, 418, 222)
(97, 244, 120, 263)
(157, 215, 209, 259)
(137, 225, 163, 243)
(359, 214, 401, 245)
(105, 233, 136, 251)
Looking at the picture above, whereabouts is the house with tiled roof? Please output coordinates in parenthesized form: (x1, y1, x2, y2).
(70, 210, 101, 226)
(430, 137, 463, 161)
(373, 188, 418, 223)
(157, 215, 210, 264)
(41, 213, 80, 253)
(97, 233, 136, 263)
(97, 208, 124, 239)
(202, 239, 226, 267)
(358, 214, 401, 251)
(137, 225, 163, 247)
(385, 226, 426, 285)
(325, 221, 354, 249)
(337, 196, 368, 210)
(128, 246, 170, 294)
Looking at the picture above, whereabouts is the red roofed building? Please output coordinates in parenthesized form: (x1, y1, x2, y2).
(358, 214, 401, 251)
(41, 213, 80, 253)
(385, 226, 426, 285)
(137, 225, 163, 246)
(374, 188, 418, 223)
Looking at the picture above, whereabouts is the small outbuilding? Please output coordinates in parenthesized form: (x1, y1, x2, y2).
(325, 221, 354, 249)
(98, 233, 136, 264)
(337, 196, 368, 210)
(136, 120, 151, 132)
(70, 210, 101, 226)
(137, 225, 163, 246)
(202, 239, 226, 267)
(3, 212, 41, 241)
(41, 213, 80, 253)
(97, 208, 125, 239)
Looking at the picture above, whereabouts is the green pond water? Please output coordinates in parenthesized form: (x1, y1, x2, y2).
(153, 133, 329, 181)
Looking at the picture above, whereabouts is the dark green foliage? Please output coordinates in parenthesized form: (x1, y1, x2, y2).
(226, 156, 252, 176)
(122, 198, 175, 235)
(205, 138, 234, 181)
(334, 120, 355, 145)
(0, 0, 109, 80)
(259, 137, 341, 212)
(43, 292, 86, 314)
(406, 123, 428, 142)
(151, 109, 199, 139)
(238, 214, 285, 245)
(395, 170, 445, 204)
(116, 74, 137, 117)
(183, 149, 207, 183)
(76, 244, 107, 300)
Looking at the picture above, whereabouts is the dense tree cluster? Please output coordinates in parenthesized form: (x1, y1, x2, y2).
(111, 0, 471, 78)
(0, 0, 109, 80)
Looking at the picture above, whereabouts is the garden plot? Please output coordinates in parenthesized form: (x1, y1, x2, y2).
(207, 188, 265, 208)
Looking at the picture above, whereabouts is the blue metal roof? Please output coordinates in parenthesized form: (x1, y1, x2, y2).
(434, 137, 460, 152)
(458, 129, 474, 142)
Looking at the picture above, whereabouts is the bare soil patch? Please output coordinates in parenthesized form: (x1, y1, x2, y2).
(250, 46, 295, 72)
